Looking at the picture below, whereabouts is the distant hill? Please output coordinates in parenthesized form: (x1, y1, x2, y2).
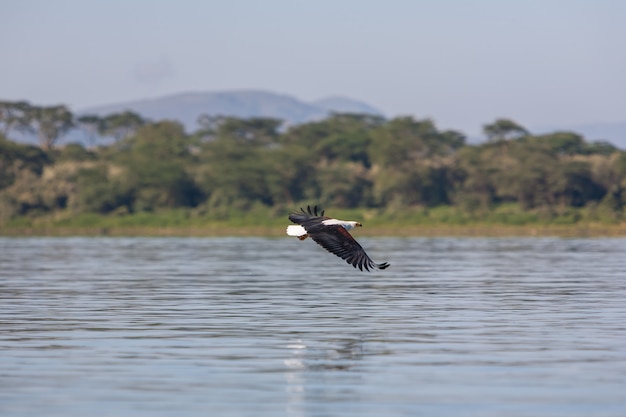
(310, 96, 384, 116)
(80, 90, 385, 131)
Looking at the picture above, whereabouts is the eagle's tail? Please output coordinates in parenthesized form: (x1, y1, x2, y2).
(286, 225, 307, 239)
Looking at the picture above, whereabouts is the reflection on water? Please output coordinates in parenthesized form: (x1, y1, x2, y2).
(1, 237, 625, 417)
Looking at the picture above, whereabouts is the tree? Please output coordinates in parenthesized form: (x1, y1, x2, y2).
(74, 165, 133, 213)
(214, 117, 283, 146)
(195, 114, 229, 140)
(262, 146, 315, 206)
(0, 136, 49, 190)
(316, 161, 372, 207)
(199, 138, 272, 208)
(122, 121, 191, 158)
(24, 105, 75, 149)
(76, 114, 104, 148)
(0, 101, 32, 138)
(100, 111, 146, 142)
(282, 113, 384, 164)
(367, 117, 458, 207)
(368, 116, 447, 168)
(551, 160, 605, 207)
(454, 146, 498, 209)
(483, 118, 529, 142)
(531, 132, 584, 156)
(117, 121, 203, 210)
(503, 146, 557, 208)
(584, 140, 618, 156)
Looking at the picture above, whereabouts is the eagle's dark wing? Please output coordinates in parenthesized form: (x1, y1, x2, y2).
(309, 225, 390, 271)
(288, 205, 327, 226)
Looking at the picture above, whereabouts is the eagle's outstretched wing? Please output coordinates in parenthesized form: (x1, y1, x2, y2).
(309, 225, 389, 271)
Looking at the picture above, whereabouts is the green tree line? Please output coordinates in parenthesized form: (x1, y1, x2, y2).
(1, 100, 625, 224)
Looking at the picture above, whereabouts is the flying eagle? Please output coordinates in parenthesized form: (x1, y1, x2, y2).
(286, 205, 390, 271)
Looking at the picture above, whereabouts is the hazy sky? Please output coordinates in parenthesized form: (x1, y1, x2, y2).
(2, 0, 625, 135)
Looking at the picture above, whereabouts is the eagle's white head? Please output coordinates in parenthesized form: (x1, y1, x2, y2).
(344, 221, 362, 230)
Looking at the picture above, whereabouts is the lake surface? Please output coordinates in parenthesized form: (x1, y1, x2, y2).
(1, 236, 625, 417)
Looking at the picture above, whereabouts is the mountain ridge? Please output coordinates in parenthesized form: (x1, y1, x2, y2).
(80, 89, 385, 131)
(5, 90, 625, 149)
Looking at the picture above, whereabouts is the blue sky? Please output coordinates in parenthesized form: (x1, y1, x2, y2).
(2, 0, 625, 135)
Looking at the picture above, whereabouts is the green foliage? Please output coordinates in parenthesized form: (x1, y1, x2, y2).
(115, 121, 203, 211)
(283, 113, 384, 165)
(483, 118, 529, 142)
(526, 131, 585, 156)
(0, 101, 31, 137)
(26, 104, 75, 149)
(74, 165, 133, 214)
(1, 103, 626, 229)
(76, 114, 105, 147)
(100, 111, 146, 142)
(0, 136, 49, 189)
(54, 143, 97, 162)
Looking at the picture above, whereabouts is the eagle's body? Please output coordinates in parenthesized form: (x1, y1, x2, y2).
(287, 205, 390, 271)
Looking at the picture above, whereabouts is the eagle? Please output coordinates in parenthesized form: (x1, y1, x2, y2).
(286, 205, 390, 271)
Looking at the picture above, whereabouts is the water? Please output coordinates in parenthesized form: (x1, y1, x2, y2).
(1, 236, 625, 417)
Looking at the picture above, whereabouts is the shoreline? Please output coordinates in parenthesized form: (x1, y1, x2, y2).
(2, 223, 626, 238)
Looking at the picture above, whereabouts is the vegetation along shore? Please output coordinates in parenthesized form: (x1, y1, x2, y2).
(1, 100, 625, 237)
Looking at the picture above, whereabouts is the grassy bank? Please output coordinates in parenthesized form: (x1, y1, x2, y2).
(2, 204, 625, 237)
(4, 224, 625, 238)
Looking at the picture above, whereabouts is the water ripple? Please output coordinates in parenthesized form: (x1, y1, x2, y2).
(1, 237, 626, 417)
